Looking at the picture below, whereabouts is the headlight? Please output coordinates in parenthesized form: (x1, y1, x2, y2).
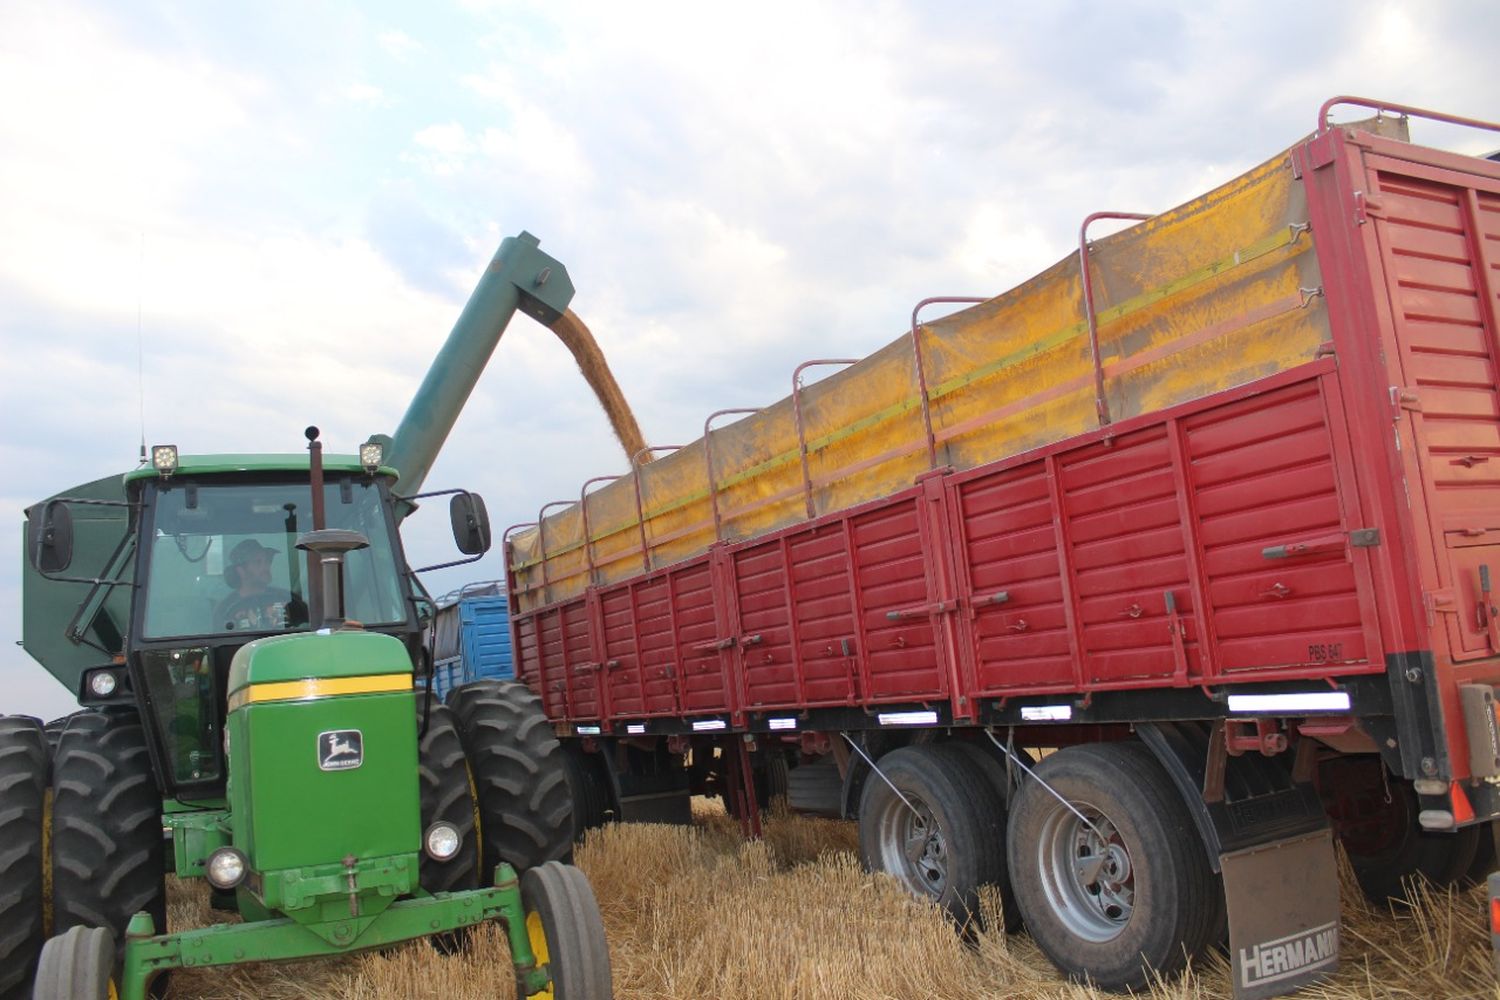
(359, 440, 384, 472)
(424, 821, 462, 862)
(151, 444, 179, 475)
(206, 847, 247, 890)
(87, 670, 118, 698)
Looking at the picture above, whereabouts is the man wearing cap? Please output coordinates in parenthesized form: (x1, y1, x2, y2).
(214, 539, 308, 632)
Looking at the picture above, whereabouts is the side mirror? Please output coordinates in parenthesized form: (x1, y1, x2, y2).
(450, 492, 491, 556)
(25, 501, 74, 574)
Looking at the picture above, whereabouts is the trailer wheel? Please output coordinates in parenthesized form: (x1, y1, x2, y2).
(857, 743, 1006, 926)
(1339, 777, 1473, 901)
(944, 740, 1028, 932)
(720, 749, 790, 820)
(1007, 742, 1215, 991)
(518, 861, 612, 999)
(49, 710, 166, 948)
(561, 744, 613, 837)
(0, 716, 49, 1000)
(1464, 821, 1499, 886)
(31, 926, 115, 1000)
(417, 699, 482, 894)
(447, 681, 574, 877)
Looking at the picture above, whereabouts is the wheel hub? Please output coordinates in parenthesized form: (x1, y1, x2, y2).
(1037, 803, 1135, 942)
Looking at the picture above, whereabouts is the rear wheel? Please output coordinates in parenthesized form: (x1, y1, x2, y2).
(519, 861, 612, 999)
(1007, 742, 1216, 991)
(1333, 769, 1472, 901)
(49, 710, 165, 949)
(857, 743, 1007, 926)
(32, 926, 115, 1000)
(1464, 821, 1499, 886)
(0, 716, 48, 1000)
(447, 681, 573, 878)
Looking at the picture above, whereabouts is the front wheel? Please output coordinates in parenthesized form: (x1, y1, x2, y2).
(32, 926, 114, 1000)
(519, 861, 612, 999)
(1006, 742, 1216, 991)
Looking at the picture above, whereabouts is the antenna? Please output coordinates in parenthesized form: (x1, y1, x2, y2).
(136, 231, 146, 466)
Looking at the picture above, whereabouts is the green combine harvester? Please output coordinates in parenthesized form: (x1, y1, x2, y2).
(0, 233, 612, 999)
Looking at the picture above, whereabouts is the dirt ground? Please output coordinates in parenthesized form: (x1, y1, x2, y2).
(163, 799, 1496, 999)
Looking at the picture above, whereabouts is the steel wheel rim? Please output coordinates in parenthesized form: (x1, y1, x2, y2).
(873, 790, 948, 899)
(1034, 798, 1134, 942)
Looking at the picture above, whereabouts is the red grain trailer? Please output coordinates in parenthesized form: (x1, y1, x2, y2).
(495, 99, 1500, 996)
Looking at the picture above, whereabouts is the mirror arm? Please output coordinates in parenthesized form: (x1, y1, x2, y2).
(410, 550, 484, 575)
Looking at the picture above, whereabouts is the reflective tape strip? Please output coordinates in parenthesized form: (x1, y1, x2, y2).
(226, 673, 411, 712)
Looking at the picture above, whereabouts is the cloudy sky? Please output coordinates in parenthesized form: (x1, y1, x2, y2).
(3, 0, 1497, 719)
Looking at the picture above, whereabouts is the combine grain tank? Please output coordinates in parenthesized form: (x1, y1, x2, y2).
(504, 99, 1500, 996)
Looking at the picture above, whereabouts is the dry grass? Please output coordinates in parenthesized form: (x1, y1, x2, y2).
(162, 800, 1496, 999)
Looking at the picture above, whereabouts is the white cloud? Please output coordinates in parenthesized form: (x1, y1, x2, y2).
(2, 0, 1497, 720)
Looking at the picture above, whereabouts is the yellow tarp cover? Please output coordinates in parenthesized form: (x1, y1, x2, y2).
(511, 131, 1358, 612)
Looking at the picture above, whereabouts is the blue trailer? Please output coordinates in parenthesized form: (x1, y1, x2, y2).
(427, 581, 514, 699)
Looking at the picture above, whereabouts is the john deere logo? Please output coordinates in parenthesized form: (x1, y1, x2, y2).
(317, 730, 363, 771)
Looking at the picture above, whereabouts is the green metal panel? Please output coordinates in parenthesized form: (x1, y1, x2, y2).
(226, 629, 412, 698)
(119, 867, 538, 1000)
(379, 231, 575, 497)
(229, 689, 418, 871)
(20, 474, 134, 694)
(123, 456, 397, 483)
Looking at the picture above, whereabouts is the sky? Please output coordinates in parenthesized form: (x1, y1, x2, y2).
(2, 0, 1497, 720)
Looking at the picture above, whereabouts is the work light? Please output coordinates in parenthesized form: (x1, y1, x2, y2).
(151, 444, 179, 475)
(359, 441, 384, 472)
(87, 669, 118, 698)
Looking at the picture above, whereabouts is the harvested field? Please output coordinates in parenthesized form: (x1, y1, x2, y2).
(165, 799, 1495, 999)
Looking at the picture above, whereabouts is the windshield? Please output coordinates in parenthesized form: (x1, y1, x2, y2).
(141, 479, 407, 639)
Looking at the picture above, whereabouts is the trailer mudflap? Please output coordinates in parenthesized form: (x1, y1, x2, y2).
(1223, 828, 1340, 999)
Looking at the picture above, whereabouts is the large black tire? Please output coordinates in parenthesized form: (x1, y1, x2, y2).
(786, 756, 843, 817)
(857, 743, 1008, 926)
(719, 749, 790, 820)
(32, 926, 114, 1000)
(1006, 742, 1216, 991)
(944, 740, 1028, 932)
(446, 681, 573, 879)
(1463, 821, 1499, 887)
(519, 861, 612, 999)
(562, 744, 613, 837)
(49, 710, 166, 947)
(0, 716, 48, 1000)
(1342, 779, 1474, 902)
(417, 700, 482, 894)
(41, 713, 83, 757)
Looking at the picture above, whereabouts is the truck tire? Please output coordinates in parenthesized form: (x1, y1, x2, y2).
(944, 740, 1027, 932)
(857, 743, 1007, 926)
(1343, 780, 1473, 902)
(786, 756, 843, 817)
(720, 749, 790, 820)
(416, 700, 481, 894)
(519, 861, 612, 999)
(31, 926, 114, 1000)
(0, 716, 48, 1000)
(49, 710, 166, 948)
(562, 744, 613, 837)
(1006, 742, 1216, 991)
(446, 681, 573, 878)
(1464, 821, 1499, 886)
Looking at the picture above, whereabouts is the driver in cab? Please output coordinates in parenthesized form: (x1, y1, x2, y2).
(215, 539, 308, 632)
